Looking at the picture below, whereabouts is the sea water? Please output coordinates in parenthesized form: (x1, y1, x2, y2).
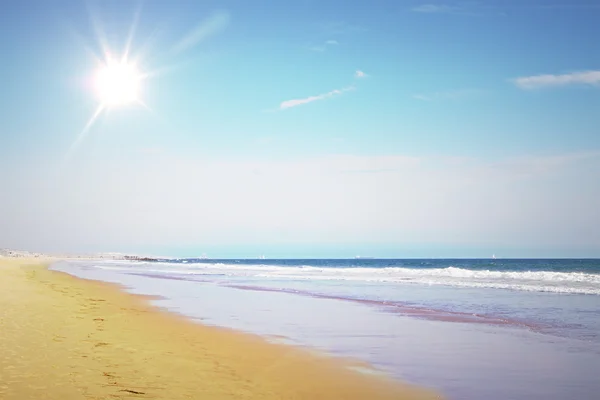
(52, 258, 600, 400)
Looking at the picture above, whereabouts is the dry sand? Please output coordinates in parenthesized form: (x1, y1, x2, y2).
(0, 258, 441, 400)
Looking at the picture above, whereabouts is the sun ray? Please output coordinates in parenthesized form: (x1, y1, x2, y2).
(61, 20, 104, 66)
(136, 99, 153, 113)
(137, 61, 189, 80)
(169, 10, 230, 56)
(86, 0, 111, 63)
(130, 16, 175, 66)
(122, 1, 143, 64)
(65, 104, 105, 162)
(65, 3, 230, 164)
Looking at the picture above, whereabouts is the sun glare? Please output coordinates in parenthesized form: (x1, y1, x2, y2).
(68, 4, 230, 161)
(93, 60, 142, 107)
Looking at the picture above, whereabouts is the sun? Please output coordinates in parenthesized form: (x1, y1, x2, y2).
(93, 59, 142, 107)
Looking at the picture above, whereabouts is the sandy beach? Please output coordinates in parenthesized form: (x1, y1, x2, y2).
(0, 258, 439, 400)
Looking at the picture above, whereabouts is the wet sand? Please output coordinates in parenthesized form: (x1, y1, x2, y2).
(222, 283, 540, 329)
(128, 273, 539, 329)
(0, 259, 440, 400)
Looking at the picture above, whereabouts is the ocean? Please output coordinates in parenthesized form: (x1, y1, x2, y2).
(52, 258, 600, 400)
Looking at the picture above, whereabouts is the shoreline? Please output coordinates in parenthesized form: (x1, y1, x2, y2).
(1, 258, 440, 400)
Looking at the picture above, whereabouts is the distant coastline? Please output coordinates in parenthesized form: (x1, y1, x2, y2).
(0, 248, 162, 262)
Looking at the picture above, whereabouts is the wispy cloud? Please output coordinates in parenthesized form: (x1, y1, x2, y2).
(413, 2, 600, 17)
(276, 70, 367, 111)
(308, 39, 339, 52)
(321, 21, 367, 35)
(413, 89, 482, 101)
(412, 94, 431, 101)
(411, 4, 455, 13)
(410, 3, 501, 16)
(512, 70, 600, 89)
(279, 87, 354, 110)
(170, 10, 230, 55)
(526, 4, 600, 11)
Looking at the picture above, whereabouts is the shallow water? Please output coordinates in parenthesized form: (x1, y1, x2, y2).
(52, 259, 600, 400)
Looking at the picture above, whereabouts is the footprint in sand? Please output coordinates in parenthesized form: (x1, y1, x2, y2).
(52, 335, 66, 342)
(93, 317, 105, 331)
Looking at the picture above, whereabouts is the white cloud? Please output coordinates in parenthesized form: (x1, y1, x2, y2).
(171, 10, 230, 55)
(512, 70, 600, 89)
(278, 71, 367, 110)
(527, 4, 600, 11)
(321, 21, 367, 35)
(410, 3, 500, 16)
(412, 3, 600, 16)
(412, 94, 431, 101)
(279, 87, 354, 110)
(411, 4, 454, 13)
(308, 40, 339, 52)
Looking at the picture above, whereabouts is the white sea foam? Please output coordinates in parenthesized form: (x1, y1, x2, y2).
(80, 261, 600, 295)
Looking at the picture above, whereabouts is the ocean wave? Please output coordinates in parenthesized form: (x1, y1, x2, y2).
(85, 261, 600, 295)
(187, 264, 600, 283)
(213, 264, 600, 295)
(252, 273, 600, 295)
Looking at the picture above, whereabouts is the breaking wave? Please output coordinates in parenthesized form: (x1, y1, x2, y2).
(91, 262, 600, 295)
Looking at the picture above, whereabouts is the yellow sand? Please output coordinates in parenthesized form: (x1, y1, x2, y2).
(0, 258, 441, 400)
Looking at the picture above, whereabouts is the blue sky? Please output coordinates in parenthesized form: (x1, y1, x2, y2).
(1, 0, 599, 258)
